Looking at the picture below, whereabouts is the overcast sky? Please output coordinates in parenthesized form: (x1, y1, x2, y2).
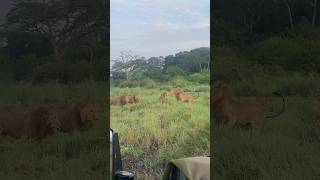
(110, 0, 210, 60)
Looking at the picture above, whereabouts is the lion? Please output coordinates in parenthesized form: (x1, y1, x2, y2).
(175, 87, 184, 94)
(212, 81, 285, 129)
(27, 105, 61, 139)
(56, 99, 100, 133)
(158, 92, 169, 104)
(110, 95, 130, 105)
(110, 96, 121, 105)
(128, 93, 141, 104)
(0, 105, 60, 139)
(175, 87, 193, 103)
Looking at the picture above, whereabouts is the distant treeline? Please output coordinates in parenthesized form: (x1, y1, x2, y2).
(110, 47, 210, 85)
(0, 0, 108, 83)
(213, 0, 320, 74)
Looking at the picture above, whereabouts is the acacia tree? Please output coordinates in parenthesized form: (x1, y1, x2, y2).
(111, 51, 145, 80)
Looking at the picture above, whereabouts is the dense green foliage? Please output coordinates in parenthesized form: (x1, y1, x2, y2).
(0, 0, 108, 83)
(111, 47, 210, 85)
(213, 0, 320, 179)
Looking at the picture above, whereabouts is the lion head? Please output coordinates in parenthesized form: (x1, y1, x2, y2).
(129, 93, 141, 103)
(175, 87, 184, 95)
(28, 105, 61, 139)
(212, 81, 232, 103)
(74, 99, 100, 128)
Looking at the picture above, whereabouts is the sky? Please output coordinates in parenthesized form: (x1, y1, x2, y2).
(110, 0, 210, 61)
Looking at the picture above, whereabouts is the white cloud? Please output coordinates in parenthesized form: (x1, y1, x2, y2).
(111, 0, 210, 60)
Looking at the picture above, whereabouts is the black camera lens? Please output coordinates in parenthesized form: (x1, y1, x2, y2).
(115, 171, 134, 180)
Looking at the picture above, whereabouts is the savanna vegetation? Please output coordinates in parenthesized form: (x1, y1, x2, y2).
(213, 0, 320, 179)
(0, 0, 108, 179)
(110, 48, 210, 179)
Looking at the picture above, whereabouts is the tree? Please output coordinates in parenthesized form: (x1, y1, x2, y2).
(304, 0, 318, 26)
(3, 0, 108, 61)
(111, 51, 144, 80)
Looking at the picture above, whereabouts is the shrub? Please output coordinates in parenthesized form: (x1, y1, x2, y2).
(141, 78, 156, 89)
(118, 80, 140, 88)
(32, 61, 104, 83)
(170, 76, 193, 87)
(188, 72, 209, 84)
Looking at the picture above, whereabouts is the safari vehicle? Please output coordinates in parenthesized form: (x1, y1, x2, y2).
(110, 129, 210, 180)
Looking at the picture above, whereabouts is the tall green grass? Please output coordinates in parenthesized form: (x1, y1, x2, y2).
(212, 62, 320, 180)
(213, 97, 320, 179)
(111, 86, 210, 179)
(0, 80, 107, 180)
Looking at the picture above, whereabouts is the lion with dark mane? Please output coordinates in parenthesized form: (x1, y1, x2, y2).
(56, 99, 100, 133)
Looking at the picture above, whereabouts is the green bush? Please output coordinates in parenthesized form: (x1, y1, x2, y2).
(188, 72, 209, 84)
(277, 75, 319, 96)
(141, 78, 156, 89)
(170, 76, 193, 87)
(32, 61, 104, 83)
(248, 36, 320, 72)
(118, 78, 156, 89)
(118, 80, 140, 88)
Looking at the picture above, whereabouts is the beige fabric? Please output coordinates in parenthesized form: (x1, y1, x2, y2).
(163, 156, 210, 180)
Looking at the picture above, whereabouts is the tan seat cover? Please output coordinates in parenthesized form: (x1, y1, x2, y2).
(163, 156, 210, 180)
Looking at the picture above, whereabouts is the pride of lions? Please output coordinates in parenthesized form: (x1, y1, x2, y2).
(212, 81, 286, 130)
(111, 87, 195, 106)
(0, 81, 285, 140)
(0, 99, 99, 140)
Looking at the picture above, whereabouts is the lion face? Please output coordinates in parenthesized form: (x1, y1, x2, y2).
(45, 110, 61, 134)
(175, 87, 184, 95)
(132, 93, 141, 103)
(212, 81, 231, 103)
(76, 100, 100, 128)
(28, 105, 61, 138)
(128, 93, 141, 104)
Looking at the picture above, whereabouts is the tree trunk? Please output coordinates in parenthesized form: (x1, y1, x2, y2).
(53, 44, 61, 62)
(312, 0, 318, 26)
(126, 71, 129, 80)
(282, 0, 294, 29)
(305, 0, 318, 26)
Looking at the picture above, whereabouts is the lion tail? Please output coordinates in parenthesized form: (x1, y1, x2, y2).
(265, 92, 285, 119)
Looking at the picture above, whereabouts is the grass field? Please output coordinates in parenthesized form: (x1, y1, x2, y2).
(212, 82, 320, 179)
(212, 47, 320, 179)
(110, 85, 210, 179)
(0, 80, 108, 180)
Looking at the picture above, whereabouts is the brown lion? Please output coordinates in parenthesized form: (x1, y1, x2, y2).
(158, 92, 169, 104)
(56, 99, 100, 133)
(212, 81, 285, 129)
(0, 105, 60, 139)
(128, 93, 141, 104)
(110, 96, 121, 105)
(110, 95, 129, 105)
(175, 87, 193, 103)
